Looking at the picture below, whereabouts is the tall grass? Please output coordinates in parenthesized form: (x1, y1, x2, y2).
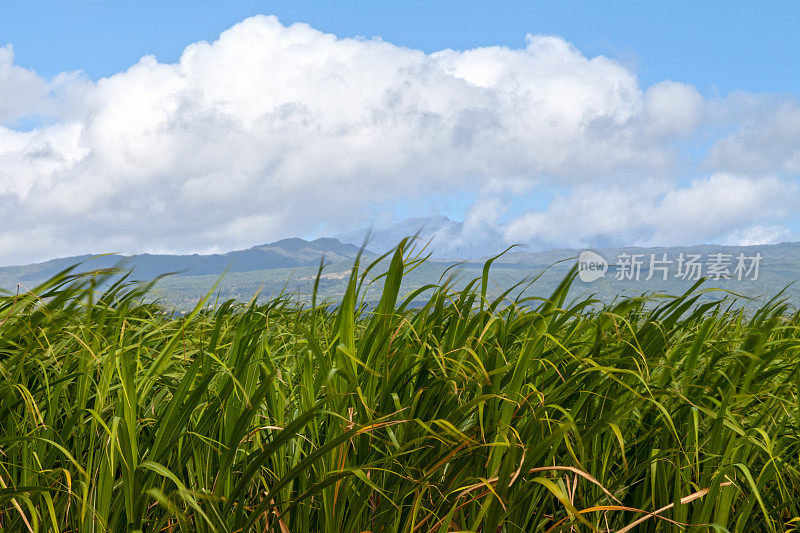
(1, 240, 799, 531)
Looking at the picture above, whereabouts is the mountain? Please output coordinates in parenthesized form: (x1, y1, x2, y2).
(2, 233, 799, 311)
(0, 238, 365, 288)
(335, 215, 505, 259)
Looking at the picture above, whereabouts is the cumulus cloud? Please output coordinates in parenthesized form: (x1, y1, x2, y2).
(0, 45, 90, 127)
(0, 15, 798, 264)
(642, 81, 705, 137)
(709, 98, 800, 176)
(0, 45, 49, 123)
(504, 174, 799, 249)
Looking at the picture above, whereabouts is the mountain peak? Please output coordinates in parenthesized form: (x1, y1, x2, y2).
(0, 237, 365, 283)
(334, 215, 502, 259)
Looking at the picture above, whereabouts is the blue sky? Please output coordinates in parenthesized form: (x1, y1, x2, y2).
(0, 2, 799, 263)
(3, 0, 799, 92)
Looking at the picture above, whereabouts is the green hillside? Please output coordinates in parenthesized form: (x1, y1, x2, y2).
(2, 240, 799, 310)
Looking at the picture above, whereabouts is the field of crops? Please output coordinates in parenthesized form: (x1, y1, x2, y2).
(1, 240, 799, 532)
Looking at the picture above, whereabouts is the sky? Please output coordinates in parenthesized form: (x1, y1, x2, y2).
(1, 1, 799, 263)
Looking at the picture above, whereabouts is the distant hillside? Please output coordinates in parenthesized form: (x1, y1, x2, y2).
(0, 238, 365, 288)
(2, 236, 799, 311)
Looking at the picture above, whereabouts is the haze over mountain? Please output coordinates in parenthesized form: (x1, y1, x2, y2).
(336, 215, 506, 259)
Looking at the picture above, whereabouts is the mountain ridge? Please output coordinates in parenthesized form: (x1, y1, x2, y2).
(0, 237, 366, 285)
(2, 223, 799, 309)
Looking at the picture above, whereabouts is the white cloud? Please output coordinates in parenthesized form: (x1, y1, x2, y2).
(709, 98, 800, 175)
(643, 81, 705, 137)
(0, 15, 798, 264)
(0, 45, 49, 123)
(724, 225, 791, 246)
(504, 174, 798, 248)
(0, 45, 90, 127)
